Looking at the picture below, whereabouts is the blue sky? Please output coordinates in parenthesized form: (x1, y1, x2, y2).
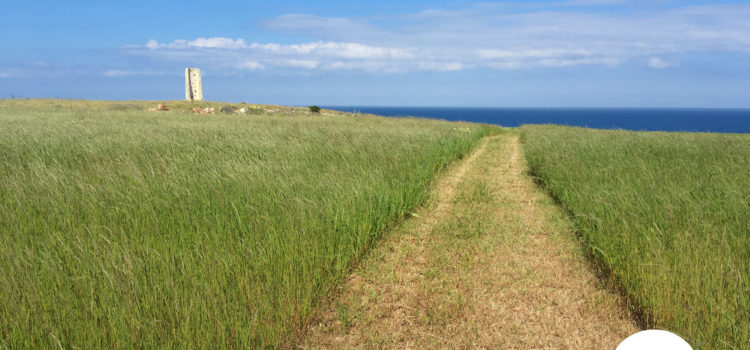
(2, 0, 750, 107)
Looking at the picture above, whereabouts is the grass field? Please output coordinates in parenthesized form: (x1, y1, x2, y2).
(521, 125, 750, 349)
(303, 134, 637, 348)
(0, 99, 492, 348)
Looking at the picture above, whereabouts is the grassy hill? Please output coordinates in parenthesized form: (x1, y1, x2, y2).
(0, 99, 494, 348)
(521, 125, 750, 349)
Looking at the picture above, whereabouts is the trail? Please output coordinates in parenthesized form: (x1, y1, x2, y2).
(302, 134, 637, 349)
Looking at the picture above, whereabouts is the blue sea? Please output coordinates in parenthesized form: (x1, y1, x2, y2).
(324, 107, 750, 134)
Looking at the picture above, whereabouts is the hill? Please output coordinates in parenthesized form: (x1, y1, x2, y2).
(0, 99, 493, 348)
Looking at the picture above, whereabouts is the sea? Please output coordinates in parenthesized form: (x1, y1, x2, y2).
(324, 107, 750, 134)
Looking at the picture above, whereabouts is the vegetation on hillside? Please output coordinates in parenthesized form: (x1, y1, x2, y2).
(0, 99, 492, 348)
(521, 125, 750, 349)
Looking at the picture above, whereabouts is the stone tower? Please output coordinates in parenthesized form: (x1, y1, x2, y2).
(185, 68, 203, 101)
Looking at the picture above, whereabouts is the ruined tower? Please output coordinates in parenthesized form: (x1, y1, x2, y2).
(185, 68, 203, 101)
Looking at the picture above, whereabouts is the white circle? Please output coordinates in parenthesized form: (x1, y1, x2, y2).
(616, 330, 692, 350)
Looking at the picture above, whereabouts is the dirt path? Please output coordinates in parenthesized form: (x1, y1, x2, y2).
(302, 134, 637, 349)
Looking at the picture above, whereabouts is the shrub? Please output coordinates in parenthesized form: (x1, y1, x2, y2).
(309, 105, 321, 113)
(219, 106, 235, 114)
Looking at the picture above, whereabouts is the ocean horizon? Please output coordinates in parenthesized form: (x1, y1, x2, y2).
(325, 106, 750, 134)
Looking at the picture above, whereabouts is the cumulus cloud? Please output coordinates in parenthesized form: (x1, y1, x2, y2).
(145, 39, 160, 50)
(134, 38, 424, 72)
(189, 37, 247, 49)
(127, 3, 750, 74)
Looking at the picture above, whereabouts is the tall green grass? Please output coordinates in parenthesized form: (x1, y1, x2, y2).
(0, 100, 491, 348)
(521, 125, 750, 349)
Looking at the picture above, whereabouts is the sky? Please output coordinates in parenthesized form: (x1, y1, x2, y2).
(2, 0, 750, 107)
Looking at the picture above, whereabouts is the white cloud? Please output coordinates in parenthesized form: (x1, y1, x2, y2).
(291, 42, 415, 59)
(146, 37, 248, 50)
(265, 14, 385, 42)
(648, 57, 672, 69)
(188, 37, 247, 49)
(265, 4, 750, 55)
(103, 69, 166, 77)
(281, 59, 319, 69)
(104, 70, 130, 77)
(418, 62, 463, 71)
(249, 43, 282, 51)
(133, 39, 422, 72)
(239, 61, 264, 70)
(128, 3, 750, 74)
(476, 48, 595, 59)
(145, 39, 160, 50)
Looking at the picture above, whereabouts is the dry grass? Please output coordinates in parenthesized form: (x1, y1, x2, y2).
(301, 133, 637, 349)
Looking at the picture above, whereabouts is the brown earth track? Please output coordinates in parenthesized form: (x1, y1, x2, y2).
(301, 134, 637, 349)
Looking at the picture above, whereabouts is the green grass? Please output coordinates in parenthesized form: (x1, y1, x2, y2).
(521, 125, 750, 349)
(0, 99, 493, 348)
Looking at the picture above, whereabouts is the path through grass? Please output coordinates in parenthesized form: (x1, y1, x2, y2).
(303, 133, 636, 348)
